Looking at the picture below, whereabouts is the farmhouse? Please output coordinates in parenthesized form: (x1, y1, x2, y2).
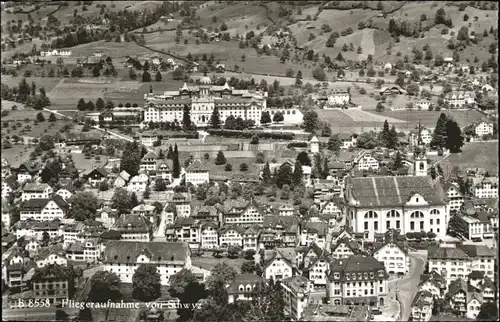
(326, 89, 350, 107)
(444, 91, 476, 108)
(21, 183, 53, 201)
(40, 49, 71, 56)
(20, 196, 68, 221)
(474, 121, 494, 137)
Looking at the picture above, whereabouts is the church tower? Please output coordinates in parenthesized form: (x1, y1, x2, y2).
(414, 121, 428, 177)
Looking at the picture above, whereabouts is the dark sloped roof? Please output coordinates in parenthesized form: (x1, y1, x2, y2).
(348, 176, 447, 207)
(32, 264, 72, 281)
(186, 159, 209, 172)
(328, 255, 387, 281)
(428, 245, 470, 260)
(225, 274, 264, 294)
(113, 214, 152, 232)
(103, 241, 190, 263)
(448, 278, 468, 296)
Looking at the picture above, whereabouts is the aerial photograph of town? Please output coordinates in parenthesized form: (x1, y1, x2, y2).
(0, 0, 498, 321)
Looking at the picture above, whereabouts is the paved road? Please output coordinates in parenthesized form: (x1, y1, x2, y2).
(2, 307, 78, 321)
(391, 252, 427, 321)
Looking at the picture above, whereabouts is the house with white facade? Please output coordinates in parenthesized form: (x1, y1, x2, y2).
(226, 274, 264, 304)
(471, 177, 498, 199)
(444, 182, 465, 212)
(410, 290, 434, 322)
(455, 212, 497, 240)
(474, 121, 494, 137)
(200, 221, 218, 250)
(103, 241, 191, 285)
(127, 173, 149, 193)
(444, 91, 476, 108)
(282, 276, 311, 320)
(261, 247, 297, 282)
(326, 89, 350, 107)
(112, 214, 152, 242)
(21, 183, 53, 201)
(185, 160, 209, 186)
(428, 243, 496, 285)
(356, 154, 379, 171)
(372, 237, 409, 276)
(19, 196, 68, 221)
(35, 246, 67, 268)
(219, 225, 244, 247)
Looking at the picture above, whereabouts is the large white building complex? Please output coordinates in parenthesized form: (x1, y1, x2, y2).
(345, 176, 449, 241)
(143, 76, 269, 127)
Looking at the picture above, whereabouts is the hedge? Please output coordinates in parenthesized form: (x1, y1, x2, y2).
(287, 142, 308, 148)
(207, 129, 294, 140)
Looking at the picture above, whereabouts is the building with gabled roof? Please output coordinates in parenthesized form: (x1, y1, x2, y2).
(418, 271, 447, 299)
(185, 159, 209, 186)
(326, 255, 389, 308)
(331, 237, 362, 260)
(103, 241, 191, 285)
(112, 214, 153, 242)
(218, 225, 245, 248)
(282, 275, 312, 320)
(21, 183, 53, 201)
(300, 221, 328, 249)
(372, 231, 409, 275)
(261, 247, 297, 282)
(222, 199, 264, 225)
(226, 273, 264, 304)
(31, 264, 75, 305)
(298, 242, 332, 287)
(410, 290, 434, 322)
(262, 215, 300, 247)
(345, 176, 448, 241)
(20, 196, 68, 221)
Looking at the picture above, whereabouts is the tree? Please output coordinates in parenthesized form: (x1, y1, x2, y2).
(206, 262, 237, 292)
(142, 71, 152, 82)
(182, 104, 192, 130)
(296, 151, 312, 167)
(68, 191, 99, 221)
(312, 67, 326, 81)
(92, 65, 100, 77)
(445, 118, 464, 152)
(215, 150, 227, 165)
(86, 100, 95, 111)
(430, 113, 448, 149)
(129, 68, 137, 80)
(42, 231, 50, 245)
(240, 163, 249, 172)
(389, 125, 398, 149)
(155, 71, 162, 82)
(276, 163, 293, 188)
(406, 82, 420, 96)
(272, 111, 284, 123)
(292, 160, 303, 187)
(380, 120, 391, 147)
(250, 135, 259, 145)
(168, 269, 198, 297)
(356, 132, 377, 149)
(225, 163, 233, 171)
(302, 110, 319, 133)
(154, 178, 167, 191)
(111, 188, 132, 214)
(209, 105, 221, 128)
(120, 141, 141, 176)
(132, 264, 161, 302)
(262, 162, 272, 183)
(96, 98, 105, 111)
(36, 112, 45, 122)
(476, 302, 498, 321)
(326, 33, 336, 47)
(327, 134, 342, 155)
(376, 102, 385, 112)
(77, 98, 86, 111)
(89, 271, 121, 302)
(173, 146, 181, 178)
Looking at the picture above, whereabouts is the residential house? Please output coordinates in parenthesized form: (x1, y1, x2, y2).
(444, 91, 476, 108)
(155, 159, 173, 183)
(219, 225, 245, 248)
(331, 237, 362, 259)
(282, 276, 311, 320)
(326, 89, 350, 107)
(1, 177, 16, 198)
(86, 168, 109, 187)
(474, 122, 494, 137)
(112, 214, 153, 242)
(356, 154, 379, 171)
(456, 212, 496, 240)
(21, 183, 53, 201)
(55, 182, 76, 201)
(131, 204, 156, 224)
(338, 133, 358, 149)
(444, 182, 464, 212)
(418, 271, 447, 299)
(185, 160, 209, 186)
(140, 151, 159, 172)
(298, 243, 331, 288)
(166, 192, 192, 218)
(127, 172, 149, 193)
(471, 177, 498, 199)
(226, 273, 264, 304)
(35, 246, 67, 268)
(216, 64, 226, 73)
(372, 232, 409, 275)
(30, 264, 75, 305)
(102, 241, 191, 285)
(325, 255, 389, 308)
(174, 218, 200, 249)
(261, 247, 297, 281)
(300, 221, 328, 249)
(65, 238, 100, 263)
(95, 207, 120, 229)
(262, 215, 300, 248)
(17, 163, 40, 183)
(200, 221, 218, 249)
(222, 199, 264, 225)
(409, 128, 433, 146)
(20, 196, 68, 221)
(410, 290, 434, 322)
(428, 243, 496, 284)
(242, 226, 260, 252)
(379, 85, 406, 95)
(113, 170, 130, 188)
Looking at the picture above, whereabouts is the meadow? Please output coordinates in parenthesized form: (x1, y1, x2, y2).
(0, 145, 34, 168)
(438, 141, 499, 177)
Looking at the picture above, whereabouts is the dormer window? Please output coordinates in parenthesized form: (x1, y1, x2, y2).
(239, 285, 244, 292)
(364, 273, 368, 279)
(246, 285, 252, 292)
(370, 272, 374, 279)
(334, 272, 340, 279)
(378, 270, 384, 277)
(352, 274, 356, 280)
(346, 273, 350, 280)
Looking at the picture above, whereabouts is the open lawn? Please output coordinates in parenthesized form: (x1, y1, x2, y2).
(191, 255, 245, 274)
(437, 142, 498, 177)
(373, 109, 484, 130)
(1, 76, 62, 93)
(317, 108, 405, 134)
(1, 110, 51, 122)
(1, 145, 34, 168)
(1, 100, 26, 111)
(2, 118, 73, 139)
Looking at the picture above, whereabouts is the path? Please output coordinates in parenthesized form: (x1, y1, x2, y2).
(395, 252, 427, 321)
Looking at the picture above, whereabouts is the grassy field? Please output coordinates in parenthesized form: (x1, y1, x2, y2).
(438, 142, 498, 177)
(373, 109, 484, 129)
(191, 256, 245, 274)
(1, 110, 52, 122)
(1, 145, 34, 168)
(1, 76, 62, 93)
